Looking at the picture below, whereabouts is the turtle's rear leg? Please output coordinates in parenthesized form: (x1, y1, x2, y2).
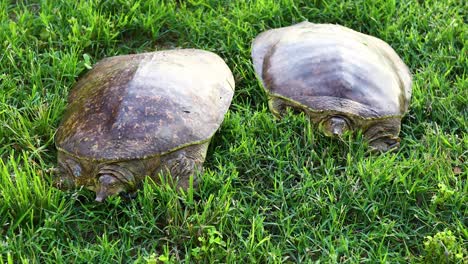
(161, 142, 209, 189)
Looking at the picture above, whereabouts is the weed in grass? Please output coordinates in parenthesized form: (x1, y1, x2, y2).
(422, 229, 467, 263)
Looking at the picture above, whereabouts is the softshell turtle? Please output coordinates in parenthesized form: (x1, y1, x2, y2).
(252, 22, 412, 151)
(55, 49, 235, 201)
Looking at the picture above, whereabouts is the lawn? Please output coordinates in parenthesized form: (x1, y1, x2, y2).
(0, 0, 466, 263)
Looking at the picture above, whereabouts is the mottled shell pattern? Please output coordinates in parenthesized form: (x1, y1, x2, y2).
(251, 22, 412, 120)
(56, 49, 235, 161)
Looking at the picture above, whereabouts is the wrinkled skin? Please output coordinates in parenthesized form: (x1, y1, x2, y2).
(312, 110, 402, 152)
(55, 143, 207, 202)
(317, 114, 400, 152)
(269, 98, 402, 152)
(55, 152, 153, 201)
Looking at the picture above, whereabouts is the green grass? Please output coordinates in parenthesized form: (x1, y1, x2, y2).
(0, 0, 466, 262)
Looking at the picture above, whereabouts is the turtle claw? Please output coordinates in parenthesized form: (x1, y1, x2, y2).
(368, 137, 401, 153)
(121, 192, 138, 199)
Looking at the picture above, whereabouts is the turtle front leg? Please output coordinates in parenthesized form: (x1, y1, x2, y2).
(368, 137, 400, 153)
(269, 96, 305, 119)
(163, 142, 209, 189)
(268, 97, 290, 118)
(365, 118, 402, 153)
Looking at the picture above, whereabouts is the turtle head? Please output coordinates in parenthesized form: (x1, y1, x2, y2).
(94, 174, 128, 202)
(320, 116, 350, 137)
(93, 165, 136, 202)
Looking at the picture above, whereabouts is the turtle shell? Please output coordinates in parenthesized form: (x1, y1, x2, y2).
(252, 22, 412, 119)
(56, 49, 235, 161)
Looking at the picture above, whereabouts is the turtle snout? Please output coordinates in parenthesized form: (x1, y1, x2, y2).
(95, 190, 108, 202)
(94, 181, 112, 202)
(321, 116, 350, 137)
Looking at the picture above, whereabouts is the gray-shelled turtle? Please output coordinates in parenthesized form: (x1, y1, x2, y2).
(252, 22, 412, 151)
(55, 49, 235, 202)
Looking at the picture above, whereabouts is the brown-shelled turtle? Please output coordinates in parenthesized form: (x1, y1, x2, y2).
(55, 49, 235, 202)
(252, 22, 412, 151)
